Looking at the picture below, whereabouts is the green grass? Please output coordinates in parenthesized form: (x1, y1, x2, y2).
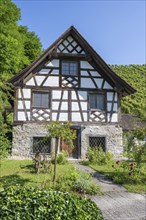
(89, 162, 146, 194)
(0, 160, 100, 195)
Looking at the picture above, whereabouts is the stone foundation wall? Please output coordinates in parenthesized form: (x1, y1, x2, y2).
(12, 123, 123, 158)
(81, 125, 123, 159)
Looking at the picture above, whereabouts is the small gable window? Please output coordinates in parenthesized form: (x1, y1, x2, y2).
(33, 92, 50, 108)
(62, 61, 78, 75)
(89, 136, 106, 152)
(89, 93, 105, 111)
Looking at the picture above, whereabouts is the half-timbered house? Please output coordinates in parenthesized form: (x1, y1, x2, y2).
(9, 26, 136, 158)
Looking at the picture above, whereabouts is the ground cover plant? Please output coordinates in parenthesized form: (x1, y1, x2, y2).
(84, 143, 146, 194)
(0, 185, 103, 220)
(0, 159, 99, 195)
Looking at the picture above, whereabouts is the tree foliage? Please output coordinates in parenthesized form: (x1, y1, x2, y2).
(111, 64, 146, 120)
(0, 0, 42, 157)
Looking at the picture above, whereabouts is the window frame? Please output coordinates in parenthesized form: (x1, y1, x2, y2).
(32, 91, 50, 109)
(32, 136, 51, 155)
(88, 92, 106, 111)
(61, 60, 78, 76)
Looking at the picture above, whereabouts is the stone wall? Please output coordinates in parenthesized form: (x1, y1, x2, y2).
(81, 125, 123, 159)
(12, 123, 123, 159)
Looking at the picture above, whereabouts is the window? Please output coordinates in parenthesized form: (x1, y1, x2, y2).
(89, 136, 106, 151)
(89, 93, 105, 110)
(33, 137, 51, 154)
(33, 92, 49, 108)
(62, 61, 78, 75)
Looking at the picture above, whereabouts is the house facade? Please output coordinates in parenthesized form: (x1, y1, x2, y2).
(9, 26, 136, 159)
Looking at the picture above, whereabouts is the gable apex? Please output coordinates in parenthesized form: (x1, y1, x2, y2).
(9, 26, 136, 96)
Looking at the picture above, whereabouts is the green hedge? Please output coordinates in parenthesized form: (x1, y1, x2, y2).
(0, 186, 103, 220)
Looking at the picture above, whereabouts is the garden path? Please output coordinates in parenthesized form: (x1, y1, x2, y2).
(73, 162, 146, 220)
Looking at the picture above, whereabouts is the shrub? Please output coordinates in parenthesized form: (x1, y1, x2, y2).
(0, 186, 103, 220)
(73, 173, 100, 195)
(88, 147, 113, 165)
(51, 151, 69, 164)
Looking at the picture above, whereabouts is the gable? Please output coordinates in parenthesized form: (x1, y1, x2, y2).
(9, 26, 136, 96)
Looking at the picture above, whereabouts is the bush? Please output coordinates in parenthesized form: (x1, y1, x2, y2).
(0, 186, 103, 220)
(73, 173, 100, 195)
(51, 151, 69, 164)
(88, 147, 113, 165)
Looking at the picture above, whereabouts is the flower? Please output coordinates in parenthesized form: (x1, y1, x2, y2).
(129, 163, 134, 166)
(128, 172, 131, 176)
(112, 165, 115, 168)
(130, 167, 133, 170)
(116, 160, 120, 164)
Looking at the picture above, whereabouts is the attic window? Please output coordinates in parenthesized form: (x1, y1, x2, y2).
(89, 93, 105, 111)
(33, 92, 50, 108)
(62, 61, 78, 75)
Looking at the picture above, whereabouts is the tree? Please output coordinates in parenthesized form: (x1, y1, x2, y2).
(0, 0, 42, 157)
(48, 121, 76, 184)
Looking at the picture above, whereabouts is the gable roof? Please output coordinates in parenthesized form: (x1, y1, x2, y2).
(9, 25, 136, 96)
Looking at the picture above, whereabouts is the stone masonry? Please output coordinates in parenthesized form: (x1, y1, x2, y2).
(12, 123, 123, 159)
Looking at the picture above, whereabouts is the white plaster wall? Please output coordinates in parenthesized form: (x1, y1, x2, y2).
(43, 76, 59, 86)
(80, 61, 93, 69)
(103, 81, 113, 89)
(71, 102, 79, 111)
(72, 113, 82, 121)
(52, 90, 61, 99)
(46, 59, 59, 67)
(59, 113, 68, 121)
(61, 102, 68, 110)
(81, 78, 95, 88)
(78, 91, 87, 100)
(80, 102, 87, 111)
(26, 78, 35, 86)
(35, 76, 46, 86)
(22, 89, 31, 98)
(18, 111, 26, 121)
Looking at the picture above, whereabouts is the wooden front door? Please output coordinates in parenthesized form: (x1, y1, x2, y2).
(60, 129, 80, 158)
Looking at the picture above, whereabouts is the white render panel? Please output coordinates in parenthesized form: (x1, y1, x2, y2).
(71, 102, 79, 111)
(62, 91, 68, 99)
(94, 78, 103, 88)
(103, 81, 113, 89)
(52, 113, 57, 121)
(107, 92, 114, 101)
(80, 61, 94, 69)
(81, 78, 95, 88)
(67, 36, 73, 42)
(78, 91, 87, 100)
(18, 101, 23, 109)
(61, 102, 68, 110)
(80, 102, 88, 111)
(114, 93, 118, 101)
(26, 78, 35, 86)
(46, 59, 59, 67)
(59, 113, 68, 121)
(113, 103, 118, 111)
(51, 69, 59, 75)
(52, 102, 60, 110)
(107, 103, 112, 111)
(18, 111, 26, 121)
(25, 101, 30, 109)
(22, 89, 31, 99)
(81, 71, 89, 76)
(38, 69, 49, 74)
(43, 76, 59, 86)
(83, 113, 88, 121)
(71, 91, 77, 100)
(35, 76, 46, 86)
(111, 113, 118, 122)
(52, 90, 62, 99)
(72, 113, 82, 122)
(90, 71, 101, 77)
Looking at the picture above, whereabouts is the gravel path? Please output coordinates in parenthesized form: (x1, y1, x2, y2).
(73, 162, 146, 220)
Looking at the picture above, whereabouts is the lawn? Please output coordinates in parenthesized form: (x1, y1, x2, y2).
(0, 160, 100, 195)
(89, 161, 146, 194)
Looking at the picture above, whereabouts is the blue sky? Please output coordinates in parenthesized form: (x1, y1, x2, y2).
(13, 0, 145, 65)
